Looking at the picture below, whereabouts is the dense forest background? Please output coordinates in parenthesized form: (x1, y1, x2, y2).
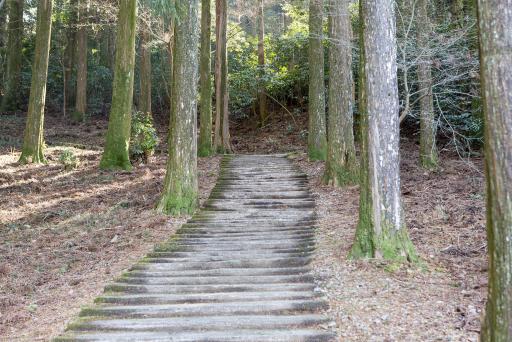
(0, 0, 482, 155)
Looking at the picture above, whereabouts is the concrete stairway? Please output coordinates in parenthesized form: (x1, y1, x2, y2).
(55, 155, 335, 342)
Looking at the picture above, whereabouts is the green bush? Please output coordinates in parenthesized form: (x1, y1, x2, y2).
(130, 111, 159, 163)
(59, 149, 80, 170)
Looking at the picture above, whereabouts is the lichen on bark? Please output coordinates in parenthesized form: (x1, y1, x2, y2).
(198, 0, 213, 157)
(323, 0, 358, 186)
(157, 0, 200, 216)
(477, 0, 512, 339)
(18, 0, 52, 164)
(416, 0, 439, 170)
(350, 0, 417, 263)
(1, 0, 24, 111)
(99, 0, 137, 171)
(307, 0, 327, 161)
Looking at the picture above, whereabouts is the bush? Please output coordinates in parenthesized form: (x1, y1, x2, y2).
(130, 111, 159, 163)
(58, 149, 80, 170)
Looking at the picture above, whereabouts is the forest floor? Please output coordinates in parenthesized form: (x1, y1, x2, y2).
(0, 110, 487, 341)
(0, 112, 222, 340)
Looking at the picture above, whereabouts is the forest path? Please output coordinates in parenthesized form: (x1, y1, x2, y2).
(55, 155, 335, 342)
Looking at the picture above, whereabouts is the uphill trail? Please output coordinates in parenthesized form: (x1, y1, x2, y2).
(56, 155, 336, 342)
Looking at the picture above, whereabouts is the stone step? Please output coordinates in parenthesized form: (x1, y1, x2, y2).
(146, 251, 312, 259)
(117, 274, 314, 286)
(176, 228, 314, 236)
(68, 314, 330, 332)
(96, 291, 321, 305)
(152, 245, 315, 253)
(178, 226, 315, 234)
(174, 235, 315, 243)
(139, 256, 311, 269)
(56, 329, 335, 342)
(126, 267, 311, 278)
(79, 300, 328, 318)
(104, 283, 317, 294)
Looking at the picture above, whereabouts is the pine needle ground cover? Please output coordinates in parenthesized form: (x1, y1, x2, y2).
(0, 114, 221, 339)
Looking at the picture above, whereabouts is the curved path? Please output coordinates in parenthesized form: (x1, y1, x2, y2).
(56, 155, 335, 342)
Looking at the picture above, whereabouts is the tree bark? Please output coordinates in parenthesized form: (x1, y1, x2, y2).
(308, 0, 327, 161)
(139, 14, 152, 117)
(18, 0, 53, 164)
(157, 0, 200, 215)
(214, 0, 232, 153)
(198, 0, 213, 156)
(64, 0, 77, 113)
(323, 0, 358, 186)
(1, 0, 24, 111)
(350, 0, 417, 262)
(257, 0, 267, 125)
(75, 0, 88, 120)
(416, 0, 438, 170)
(99, 0, 137, 170)
(477, 0, 512, 339)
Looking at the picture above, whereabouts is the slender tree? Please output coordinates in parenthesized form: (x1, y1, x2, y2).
(99, 0, 137, 170)
(75, 0, 89, 120)
(477, 0, 512, 339)
(18, 0, 53, 164)
(350, 0, 416, 261)
(157, 0, 200, 215)
(1, 0, 24, 111)
(139, 9, 152, 117)
(323, 0, 357, 186)
(198, 0, 213, 156)
(416, 0, 438, 169)
(257, 0, 267, 124)
(308, 0, 327, 161)
(63, 0, 77, 116)
(214, 0, 232, 153)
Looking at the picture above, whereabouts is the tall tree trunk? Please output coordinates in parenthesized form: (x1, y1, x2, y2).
(139, 15, 152, 116)
(1, 0, 24, 111)
(0, 0, 7, 98)
(157, 0, 199, 215)
(75, 0, 88, 120)
(416, 0, 438, 170)
(477, 0, 512, 339)
(214, 0, 232, 153)
(18, 0, 53, 164)
(99, 0, 137, 170)
(350, 0, 417, 261)
(257, 0, 267, 125)
(198, 0, 213, 156)
(323, 0, 358, 186)
(64, 0, 77, 114)
(164, 16, 175, 112)
(308, 0, 327, 161)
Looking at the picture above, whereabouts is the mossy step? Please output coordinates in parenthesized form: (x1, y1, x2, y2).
(125, 267, 311, 278)
(96, 291, 321, 305)
(78, 299, 328, 318)
(67, 314, 330, 332)
(116, 274, 315, 286)
(56, 328, 335, 342)
(104, 282, 317, 294)
(138, 256, 312, 269)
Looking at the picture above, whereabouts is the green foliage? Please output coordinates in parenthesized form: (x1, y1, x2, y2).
(129, 111, 159, 163)
(226, 3, 309, 117)
(58, 149, 80, 170)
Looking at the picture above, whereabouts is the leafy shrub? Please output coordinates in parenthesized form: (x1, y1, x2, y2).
(59, 149, 80, 170)
(130, 111, 159, 163)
